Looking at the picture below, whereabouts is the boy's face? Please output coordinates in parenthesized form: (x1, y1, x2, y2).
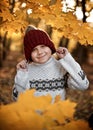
(31, 45, 52, 64)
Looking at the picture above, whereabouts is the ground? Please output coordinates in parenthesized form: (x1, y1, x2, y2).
(0, 51, 93, 121)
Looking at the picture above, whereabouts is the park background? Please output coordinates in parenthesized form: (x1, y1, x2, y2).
(0, 0, 93, 130)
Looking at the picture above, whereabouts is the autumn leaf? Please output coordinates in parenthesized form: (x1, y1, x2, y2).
(17, 89, 52, 111)
(1, 0, 93, 45)
(28, 0, 49, 5)
(0, 90, 51, 130)
(43, 99, 76, 125)
(48, 120, 91, 130)
(0, 106, 45, 130)
(0, 90, 91, 130)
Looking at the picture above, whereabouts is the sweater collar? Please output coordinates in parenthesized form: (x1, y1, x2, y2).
(32, 56, 56, 67)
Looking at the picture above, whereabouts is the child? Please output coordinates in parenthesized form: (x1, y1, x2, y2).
(13, 26, 89, 103)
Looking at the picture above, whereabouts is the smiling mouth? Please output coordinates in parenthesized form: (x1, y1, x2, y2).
(37, 55, 46, 59)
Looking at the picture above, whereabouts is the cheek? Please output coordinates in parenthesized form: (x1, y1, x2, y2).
(31, 52, 36, 59)
(46, 48, 52, 55)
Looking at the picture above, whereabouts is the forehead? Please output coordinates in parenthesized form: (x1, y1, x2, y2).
(34, 44, 46, 49)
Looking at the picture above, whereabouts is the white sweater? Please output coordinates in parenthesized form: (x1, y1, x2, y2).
(13, 53, 89, 103)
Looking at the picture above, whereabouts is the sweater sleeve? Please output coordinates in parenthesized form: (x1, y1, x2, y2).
(59, 53, 89, 90)
(12, 69, 29, 101)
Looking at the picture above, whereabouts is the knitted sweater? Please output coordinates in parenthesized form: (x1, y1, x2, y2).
(13, 53, 89, 103)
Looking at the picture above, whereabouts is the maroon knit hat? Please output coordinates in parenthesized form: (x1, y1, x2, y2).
(24, 30, 56, 61)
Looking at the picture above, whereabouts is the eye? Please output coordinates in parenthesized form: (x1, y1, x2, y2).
(40, 45, 46, 48)
(32, 48, 37, 52)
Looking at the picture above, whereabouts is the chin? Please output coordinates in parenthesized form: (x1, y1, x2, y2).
(38, 59, 49, 64)
(38, 61, 47, 64)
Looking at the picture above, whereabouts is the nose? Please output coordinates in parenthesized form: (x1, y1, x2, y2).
(37, 48, 43, 54)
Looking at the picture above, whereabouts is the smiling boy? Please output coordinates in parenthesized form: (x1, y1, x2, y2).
(13, 28, 89, 103)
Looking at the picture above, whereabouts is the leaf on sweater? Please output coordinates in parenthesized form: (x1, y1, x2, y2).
(18, 89, 52, 111)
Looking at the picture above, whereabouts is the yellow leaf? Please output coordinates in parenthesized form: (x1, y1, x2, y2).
(63, 120, 91, 130)
(28, 0, 49, 5)
(0, 90, 90, 130)
(18, 89, 52, 110)
(0, 107, 45, 130)
(0, 90, 51, 130)
(44, 99, 76, 124)
(48, 120, 91, 130)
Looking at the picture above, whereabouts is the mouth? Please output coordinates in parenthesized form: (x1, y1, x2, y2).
(37, 55, 46, 59)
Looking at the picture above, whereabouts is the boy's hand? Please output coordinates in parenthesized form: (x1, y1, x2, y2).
(16, 60, 27, 70)
(56, 47, 69, 59)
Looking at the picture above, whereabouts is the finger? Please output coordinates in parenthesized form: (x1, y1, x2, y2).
(56, 49, 65, 54)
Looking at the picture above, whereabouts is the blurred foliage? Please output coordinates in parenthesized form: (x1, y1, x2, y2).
(0, 0, 93, 45)
(0, 2, 93, 129)
(0, 89, 91, 130)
